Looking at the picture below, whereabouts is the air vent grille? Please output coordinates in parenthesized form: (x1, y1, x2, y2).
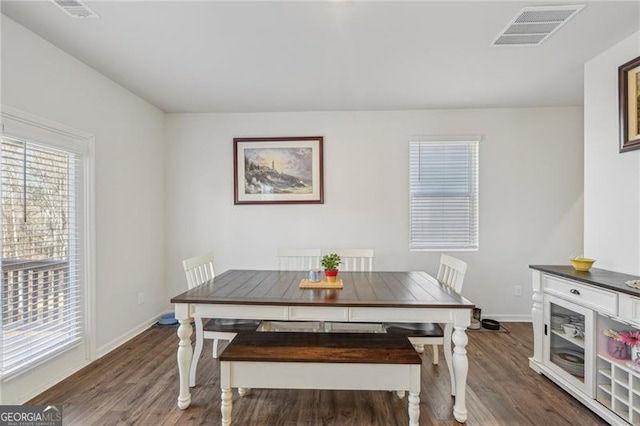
(514, 10, 576, 24)
(491, 5, 584, 47)
(51, 0, 99, 19)
(503, 23, 561, 35)
(494, 34, 548, 46)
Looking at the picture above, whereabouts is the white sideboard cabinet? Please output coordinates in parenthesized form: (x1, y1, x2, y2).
(530, 265, 640, 426)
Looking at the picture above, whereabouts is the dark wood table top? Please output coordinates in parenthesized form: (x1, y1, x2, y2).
(171, 270, 474, 309)
(530, 265, 640, 297)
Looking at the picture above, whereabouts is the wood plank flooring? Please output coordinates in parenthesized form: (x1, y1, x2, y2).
(29, 323, 606, 425)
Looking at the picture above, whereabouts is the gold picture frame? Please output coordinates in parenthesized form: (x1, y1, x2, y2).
(619, 55, 640, 153)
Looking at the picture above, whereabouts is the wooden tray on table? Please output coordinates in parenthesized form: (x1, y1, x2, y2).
(299, 278, 343, 289)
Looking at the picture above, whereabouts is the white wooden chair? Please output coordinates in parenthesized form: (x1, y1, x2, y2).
(324, 248, 377, 333)
(270, 249, 323, 332)
(330, 248, 374, 272)
(277, 248, 321, 270)
(183, 253, 260, 387)
(385, 254, 467, 395)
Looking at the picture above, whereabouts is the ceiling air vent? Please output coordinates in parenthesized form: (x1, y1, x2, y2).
(491, 5, 585, 47)
(51, 0, 99, 19)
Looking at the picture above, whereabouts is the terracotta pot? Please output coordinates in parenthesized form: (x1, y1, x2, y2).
(325, 269, 338, 283)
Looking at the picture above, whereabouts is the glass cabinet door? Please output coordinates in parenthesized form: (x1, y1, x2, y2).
(543, 293, 594, 397)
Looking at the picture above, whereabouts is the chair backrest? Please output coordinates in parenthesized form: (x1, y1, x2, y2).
(182, 253, 216, 289)
(330, 249, 374, 272)
(277, 248, 321, 271)
(436, 254, 467, 293)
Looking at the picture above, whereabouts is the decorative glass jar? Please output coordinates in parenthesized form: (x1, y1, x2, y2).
(606, 337, 629, 359)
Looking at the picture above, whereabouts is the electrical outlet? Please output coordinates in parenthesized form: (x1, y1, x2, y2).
(514, 286, 522, 297)
(137, 292, 144, 305)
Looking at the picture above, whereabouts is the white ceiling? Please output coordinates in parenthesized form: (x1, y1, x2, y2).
(2, 1, 640, 113)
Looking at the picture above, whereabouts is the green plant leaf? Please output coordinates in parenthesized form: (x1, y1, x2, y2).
(321, 253, 341, 270)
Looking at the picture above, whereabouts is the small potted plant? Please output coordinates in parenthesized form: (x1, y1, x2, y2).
(321, 253, 341, 283)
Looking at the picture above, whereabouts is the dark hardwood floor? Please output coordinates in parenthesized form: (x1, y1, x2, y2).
(29, 323, 606, 425)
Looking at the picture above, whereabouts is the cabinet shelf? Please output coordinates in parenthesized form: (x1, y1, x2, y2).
(598, 368, 612, 379)
(598, 353, 640, 378)
(551, 328, 585, 348)
(613, 392, 629, 404)
(597, 397, 612, 410)
(598, 384, 612, 395)
(613, 408, 630, 419)
(596, 350, 640, 424)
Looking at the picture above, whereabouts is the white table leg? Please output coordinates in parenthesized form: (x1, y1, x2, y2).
(221, 388, 232, 426)
(443, 322, 455, 396)
(190, 317, 204, 387)
(408, 392, 420, 426)
(452, 324, 469, 423)
(176, 304, 193, 410)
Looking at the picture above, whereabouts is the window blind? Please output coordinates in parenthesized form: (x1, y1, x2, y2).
(410, 139, 479, 250)
(1, 136, 85, 379)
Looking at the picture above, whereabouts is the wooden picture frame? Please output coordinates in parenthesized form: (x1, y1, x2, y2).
(233, 136, 324, 204)
(619, 55, 640, 153)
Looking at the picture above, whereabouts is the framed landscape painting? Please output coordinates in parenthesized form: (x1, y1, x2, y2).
(619, 55, 640, 153)
(234, 136, 324, 204)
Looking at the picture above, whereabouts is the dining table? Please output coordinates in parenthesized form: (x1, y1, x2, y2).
(170, 269, 475, 423)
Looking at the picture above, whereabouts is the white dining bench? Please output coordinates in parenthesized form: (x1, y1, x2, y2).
(219, 331, 421, 426)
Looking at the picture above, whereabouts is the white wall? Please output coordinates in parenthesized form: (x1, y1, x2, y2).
(165, 107, 584, 320)
(584, 32, 640, 275)
(1, 16, 166, 402)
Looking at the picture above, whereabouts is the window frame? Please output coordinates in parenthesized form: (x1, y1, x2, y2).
(409, 136, 480, 252)
(0, 106, 95, 382)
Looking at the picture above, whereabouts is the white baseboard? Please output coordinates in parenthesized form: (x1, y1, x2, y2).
(479, 314, 532, 322)
(4, 310, 171, 405)
(2, 345, 90, 405)
(96, 309, 169, 358)
(7, 362, 91, 405)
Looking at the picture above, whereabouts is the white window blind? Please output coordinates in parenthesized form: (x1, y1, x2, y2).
(1, 135, 85, 379)
(410, 139, 479, 251)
